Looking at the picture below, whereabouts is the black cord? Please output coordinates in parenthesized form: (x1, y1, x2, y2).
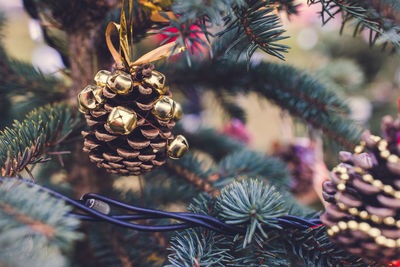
(0, 177, 323, 234)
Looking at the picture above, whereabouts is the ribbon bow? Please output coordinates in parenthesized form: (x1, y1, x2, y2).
(105, 0, 185, 70)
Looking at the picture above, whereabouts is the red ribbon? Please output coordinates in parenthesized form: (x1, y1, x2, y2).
(387, 260, 400, 266)
(398, 98, 400, 115)
(310, 224, 324, 228)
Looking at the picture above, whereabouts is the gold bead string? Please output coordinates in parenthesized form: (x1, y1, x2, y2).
(334, 197, 400, 227)
(328, 162, 400, 248)
(327, 220, 400, 248)
(336, 135, 400, 200)
(354, 170, 400, 200)
(354, 140, 367, 154)
(332, 166, 400, 228)
(353, 135, 382, 155)
(327, 136, 400, 248)
(376, 138, 400, 164)
(354, 135, 400, 163)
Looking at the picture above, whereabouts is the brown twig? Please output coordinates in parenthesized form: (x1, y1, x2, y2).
(108, 231, 133, 267)
(138, 175, 145, 207)
(166, 162, 220, 197)
(24, 166, 35, 182)
(0, 202, 55, 238)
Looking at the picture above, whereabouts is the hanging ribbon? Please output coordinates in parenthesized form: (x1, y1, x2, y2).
(105, 0, 185, 70)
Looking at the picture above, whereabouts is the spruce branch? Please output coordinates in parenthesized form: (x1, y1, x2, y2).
(175, 126, 245, 160)
(162, 0, 297, 64)
(0, 178, 81, 267)
(156, 17, 209, 66)
(0, 13, 64, 124)
(171, 0, 245, 23)
(217, 179, 285, 245)
(308, 0, 400, 51)
(282, 226, 370, 266)
(0, 103, 80, 177)
(165, 153, 221, 197)
(163, 0, 247, 65)
(0, 58, 65, 100)
(215, 150, 290, 188)
(166, 229, 232, 267)
(167, 60, 362, 149)
(167, 178, 328, 266)
(89, 218, 169, 266)
(214, 91, 247, 123)
(218, 0, 290, 63)
(89, 226, 134, 267)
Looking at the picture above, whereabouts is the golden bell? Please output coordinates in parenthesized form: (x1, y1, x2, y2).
(143, 71, 167, 95)
(152, 96, 176, 121)
(78, 101, 89, 114)
(173, 102, 183, 121)
(107, 106, 137, 135)
(107, 71, 133, 95)
(94, 70, 111, 86)
(167, 135, 189, 159)
(78, 85, 104, 113)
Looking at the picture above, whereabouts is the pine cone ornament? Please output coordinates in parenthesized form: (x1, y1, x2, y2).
(321, 115, 400, 264)
(78, 64, 189, 175)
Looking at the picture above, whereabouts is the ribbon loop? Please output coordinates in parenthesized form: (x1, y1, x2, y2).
(105, 1, 186, 70)
(106, 22, 126, 67)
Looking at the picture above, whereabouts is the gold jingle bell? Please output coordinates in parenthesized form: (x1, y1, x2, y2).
(94, 70, 111, 87)
(173, 102, 183, 121)
(152, 96, 176, 121)
(167, 135, 189, 159)
(107, 71, 133, 95)
(78, 85, 104, 114)
(143, 70, 167, 95)
(107, 106, 137, 135)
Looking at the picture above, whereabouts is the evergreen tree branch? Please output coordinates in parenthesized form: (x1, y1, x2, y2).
(161, 0, 298, 65)
(0, 12, 65, 101)
(282, 226, 370, 266)
(165, 148, 291, 198)
(214, 91, 247, 122)
(167, 178, 369, 266)
(165, 154, 221, 197)
(166, 60, 362, 149)
(166, 229, 232, 267)
(308, 0, 400, 51)
(88, 204, 171, 266)
(218, 0, 290, 63)
(175, 126, 245, 161)
(0, 58, 66, 100)
(214, 150, 290, 188)
(217, 179, 285, 245)
(0, 178, 81, 267)
(0, 103, 81, 177)
(0, 12, 66, 127)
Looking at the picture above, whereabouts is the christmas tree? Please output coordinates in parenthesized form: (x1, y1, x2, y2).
(0, 0, 399, 266)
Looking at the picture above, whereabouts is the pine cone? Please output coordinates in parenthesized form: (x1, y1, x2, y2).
(321, 115, 400, 264)
(78, 64, 188, 176)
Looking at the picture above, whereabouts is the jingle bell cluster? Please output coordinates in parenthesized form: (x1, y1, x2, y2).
(321, 115, 400, 264)
(78, 64, 189, 175)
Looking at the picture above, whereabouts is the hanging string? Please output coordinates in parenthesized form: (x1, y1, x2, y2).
(0, 177, 322, 234)
(105, 0, 185, 70)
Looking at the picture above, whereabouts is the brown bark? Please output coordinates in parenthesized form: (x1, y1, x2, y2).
(67, 27, 105, 103)
(66, 26, 116, 196)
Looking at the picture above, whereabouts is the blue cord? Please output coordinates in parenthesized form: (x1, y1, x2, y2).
(0, 177, 322, 234)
